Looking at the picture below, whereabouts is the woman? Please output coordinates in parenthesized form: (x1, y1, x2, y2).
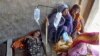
(25, 30, 46, 56)
(70, 4, 84, 38)
(48, 4, 73, 43)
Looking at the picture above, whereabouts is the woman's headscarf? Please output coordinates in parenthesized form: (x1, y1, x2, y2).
(57, 3, 69, 12)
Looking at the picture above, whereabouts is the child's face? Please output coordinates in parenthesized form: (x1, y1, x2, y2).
(62, 9, 69, 16)
(34, 31, 40, 37)
(72, 9, 80, 15)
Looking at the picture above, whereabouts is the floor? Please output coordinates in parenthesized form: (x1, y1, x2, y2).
(0, 42, 7, 56)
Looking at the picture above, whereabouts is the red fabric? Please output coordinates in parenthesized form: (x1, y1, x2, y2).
(12, 31, 35, 49)
(72, 32, 99, 48)
(12, 37, 26, 49)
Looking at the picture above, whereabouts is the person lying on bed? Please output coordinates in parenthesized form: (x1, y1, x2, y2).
(12, 30, 46, 56)
(25, 30, 46, 56)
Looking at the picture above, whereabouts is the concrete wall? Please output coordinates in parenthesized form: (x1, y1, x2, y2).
(84, 0, 99, 32)
(81, 0, 94, 22)
(0, 0, 79, 43)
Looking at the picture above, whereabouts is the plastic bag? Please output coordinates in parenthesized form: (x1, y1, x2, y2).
(62, 32, 72, 42)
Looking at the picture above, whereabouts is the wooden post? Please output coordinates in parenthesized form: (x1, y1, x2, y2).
(79, 0, 82, 5)
(45, 17, 49, 47)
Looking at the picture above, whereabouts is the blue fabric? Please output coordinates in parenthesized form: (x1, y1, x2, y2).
(48, 4, 73, 43)
(48, 13, 73, 43)
(63, 14, 73, 35)
(62, 32, 70, 42)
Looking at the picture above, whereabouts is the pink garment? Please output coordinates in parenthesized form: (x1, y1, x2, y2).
(60, 43, 99, 56)
(91, 49, 99, 56)
(68, 43, 88, 56)
(89, 45, 99, 56)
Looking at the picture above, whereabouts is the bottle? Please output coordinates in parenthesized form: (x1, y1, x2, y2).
(34, 7, 40, 24)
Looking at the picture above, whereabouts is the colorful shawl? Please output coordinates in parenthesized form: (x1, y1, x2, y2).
(72, 32, 99, 48)
(75, 14, 84, 32)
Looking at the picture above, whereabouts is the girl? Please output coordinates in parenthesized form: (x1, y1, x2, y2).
(70, 4, 84, 38)
(25, 30, 46, 56)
